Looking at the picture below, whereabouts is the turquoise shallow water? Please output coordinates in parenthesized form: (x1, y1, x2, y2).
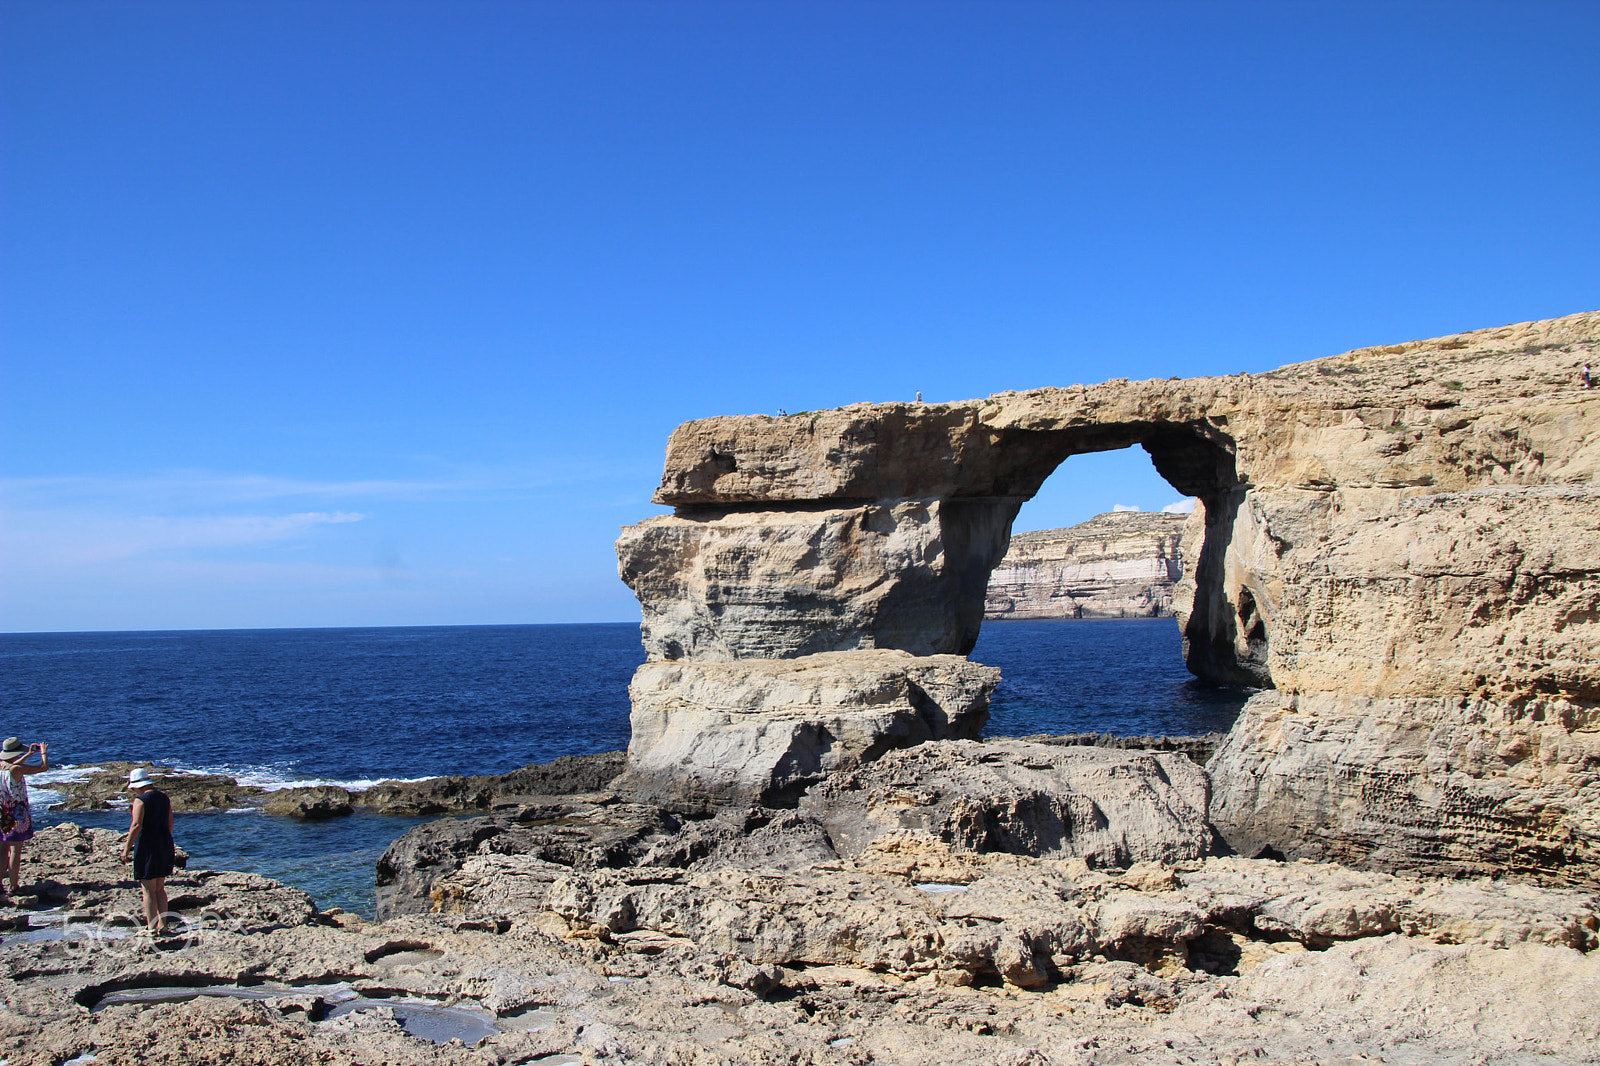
(40, 808, 432, 915)
(10, 619, 1249, 915)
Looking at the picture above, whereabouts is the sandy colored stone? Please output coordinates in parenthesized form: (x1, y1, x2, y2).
(375, 801, 680, 919)
(616, 650, 998, 807)
(1208, 689, 1600, 883)
(985, 511, 1187, 619)
(261, 785, 353, 820)
(9, 820, 1600, 1066)
(802, 738, 1212, 868)
(618, 497, 1016, 661)
(620, 310, 1600, 880)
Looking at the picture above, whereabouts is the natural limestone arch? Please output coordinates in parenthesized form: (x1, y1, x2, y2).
(616, 312, 1600, 883)
(621, 414, 1270, 688)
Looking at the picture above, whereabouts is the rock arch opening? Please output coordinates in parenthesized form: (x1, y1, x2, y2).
(620, 412, 1274, 691)
(964, 422, 1272, 690)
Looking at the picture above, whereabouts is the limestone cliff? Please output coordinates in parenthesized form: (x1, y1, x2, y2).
(619, 311, 1600, 881)
(984, 511, 1187, 619)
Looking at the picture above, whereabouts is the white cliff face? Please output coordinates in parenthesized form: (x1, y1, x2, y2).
(984, 511, 1187, 619)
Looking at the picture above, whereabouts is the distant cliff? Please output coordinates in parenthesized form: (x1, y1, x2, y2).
(984, 511, 1187, 619)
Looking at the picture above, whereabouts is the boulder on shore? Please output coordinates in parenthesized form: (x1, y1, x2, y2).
(262, 785, 355, 820)
(802, 738, 1214, 867)
(614, 650, 998, 808)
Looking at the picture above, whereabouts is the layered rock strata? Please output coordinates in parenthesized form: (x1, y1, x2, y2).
(984, 511, 1187, 619)
(615, 651, 997, 807)
(619, 311, 1600, 880)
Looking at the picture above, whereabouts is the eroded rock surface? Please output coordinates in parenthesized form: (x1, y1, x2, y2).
(802, 739, 1213, 867)
(8, 821, 1600, 1066)
(617, 650, 998, 807)
(1209, 690, 1600, 882)
(375, 801, 682, 919)
(45, 750, 627, 817)
(386, 739, 1216, 922)
(985, 511, 1187, 619)
(262, 785, 355, 820)
(540, 833, 1597, 988)
(619, 311, 1600, 880)
(357, 749, 627, 815)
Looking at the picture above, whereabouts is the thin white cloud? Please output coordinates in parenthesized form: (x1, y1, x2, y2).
(2, 460, 660, 508)
(2, 510, 365, 566)
(2, 473, 462, 505)
(1161, 498, 1197, 514)
(1112, 503, 1140, 512)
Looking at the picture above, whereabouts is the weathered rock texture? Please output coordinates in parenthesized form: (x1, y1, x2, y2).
(801, 739, 1212, 868)
(381, 741, 1215, 922)
(985, 511, 1187, 619)
(263, 785, 354, 820)
(620, 311, 1600, 880)
(1210, 690, 1600, 881)
(616, 651, 998, 807)
(357, 750, 627, 816)
(12, 820, 1600, 1066)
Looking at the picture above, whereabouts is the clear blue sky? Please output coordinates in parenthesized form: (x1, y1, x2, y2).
(3, 1, 1596, 633)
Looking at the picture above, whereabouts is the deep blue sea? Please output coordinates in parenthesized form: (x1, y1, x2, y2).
(2, 619, 1246, 914)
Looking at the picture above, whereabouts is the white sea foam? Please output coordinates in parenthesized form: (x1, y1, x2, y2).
(29, 767, 102, 813)
(34, 765, 100, 786)
(33, 761, 435, 811)
(204, 766, 436, 793)
(30, 788, 63, 812)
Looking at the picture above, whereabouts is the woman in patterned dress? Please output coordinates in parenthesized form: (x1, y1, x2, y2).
(0, 736, 49, 897)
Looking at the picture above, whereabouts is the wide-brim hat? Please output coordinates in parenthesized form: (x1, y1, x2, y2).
(127, 767, 154, 789)
(0, 738, 26, 763)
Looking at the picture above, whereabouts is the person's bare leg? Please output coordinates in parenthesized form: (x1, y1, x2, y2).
(8, 843, 21, 893)
(151, 878, 169, 932)
(0, 845, 12, 893)
(141, 881, 158, 932)
(141, 878, 170, 933)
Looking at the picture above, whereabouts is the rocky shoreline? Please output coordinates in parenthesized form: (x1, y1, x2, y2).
(42, 751, 630, 819)
(8, 733, 1600, 1065)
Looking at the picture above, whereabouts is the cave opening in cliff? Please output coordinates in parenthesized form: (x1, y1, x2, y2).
(970, 437, 1256, 742)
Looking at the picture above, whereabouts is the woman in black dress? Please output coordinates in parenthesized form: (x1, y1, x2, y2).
(119, 767, 175, 934)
